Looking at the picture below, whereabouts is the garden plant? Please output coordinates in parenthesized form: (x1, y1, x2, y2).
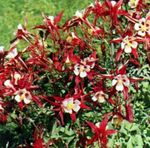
(0, 0, 150, 147)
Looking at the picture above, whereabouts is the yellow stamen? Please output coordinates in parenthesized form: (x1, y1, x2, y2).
(67, 102, 74, 110)
(118, 79, 123, 85)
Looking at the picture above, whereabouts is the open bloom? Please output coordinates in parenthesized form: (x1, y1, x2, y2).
(74, 56, 95, 78)
(74, 63, 90, 78)
(62, 98, 81, 114)
(128, 0, 139, 8)
(134, 18, 150, 37)
(121, 36, 138, 53)
(14, 88, 32, 104)
(112, 75, 130, 91)
(92, 91, 107, 103)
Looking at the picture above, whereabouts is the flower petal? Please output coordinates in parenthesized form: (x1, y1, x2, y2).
(24, 97, 31, 104)
(134, 23, 140, 30)
(124, 46, 132, 53)
(138, 30, 145, 37)
(116, 84, 124, 91)
(112, 79, 117, 86)
(14, 95, 21, 103)
(92, 96, 97, 101)
(80, 71, 87, 78)
(131, 41, 138, 48)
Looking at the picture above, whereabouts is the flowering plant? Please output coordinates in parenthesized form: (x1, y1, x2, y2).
(0, 0, 149, 147)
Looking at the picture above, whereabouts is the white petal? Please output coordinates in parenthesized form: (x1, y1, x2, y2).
(139, 18, 146, 23)
(75, 10, 83, 18)
(116, 84, 124, 91)
(112, 79, 117, 86)
(138, 31, 145, 37)
(73, 104, 80, 112)
(74, 100, 81, 105)
(111, 1, 116, 7)
(95, 122, 100, 127)
(92, 96, 97, 101)
(24, 97, 31, 104)
(18, 24, 23, 30)
(62, 100, 68, 107)
(124, 46, 132, 53)
(131, 41, 138, 48)
(0, 105, 4, 111)
(4, 80, 13, 88)
(48, 16, 54, 23)
(124, 79, 130, 86)
(121, 42, 125, 49)
(74, 69, 79, 76)
(64, 108, 72, 114)
(14, 95, 21, 102)
(0, 46, 4, 53)
(80, 71, 87, 78)
(98, 96, 105, 103)
(134, 23, 140, 30)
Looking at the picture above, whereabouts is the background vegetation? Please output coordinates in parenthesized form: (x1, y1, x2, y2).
(0, 0, 92, 48)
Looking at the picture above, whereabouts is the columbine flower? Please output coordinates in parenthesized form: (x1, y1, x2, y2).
(6, 48, 18, 59)
(14, 88, 32, 104)
(92, 91, 106, 103)
(121, 36, 138, 53)
(62, 98, 81, 114)
(112, 75, 130, 91)
(128, 0, 139, 8)
(134, 18, 150, 37)
(74, 56, 96, 78)
(74, 63, 91, 78)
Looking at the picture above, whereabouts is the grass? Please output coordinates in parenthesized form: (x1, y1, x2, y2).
(0, 0, 92, 48)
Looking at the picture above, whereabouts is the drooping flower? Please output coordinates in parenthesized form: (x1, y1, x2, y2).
(74, 56, 96, 78)
(112, 74, 130, 91)
(134, 18, 150, 37)
(74, 63, 90, 78)
(14, 88, 32, 104)
(92, 91, 107, 103)
(62, 97, 81, 114)
(121, 36, 138, 53)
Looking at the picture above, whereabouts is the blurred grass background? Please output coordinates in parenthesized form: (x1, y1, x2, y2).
(0, 0, 92, 48)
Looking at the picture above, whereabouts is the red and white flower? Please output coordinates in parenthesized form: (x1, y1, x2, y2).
(92, 91, 107, 103)
(14, 88, 32, 104)
(121, 36, 138, 53)
(134, 18, 150, 37)
(74, 56, 95, 78)
(112, 74, 130, 91)
(62, 98, 81, 114)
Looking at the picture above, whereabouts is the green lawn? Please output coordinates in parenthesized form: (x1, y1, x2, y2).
(0, 0, 92, 48)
